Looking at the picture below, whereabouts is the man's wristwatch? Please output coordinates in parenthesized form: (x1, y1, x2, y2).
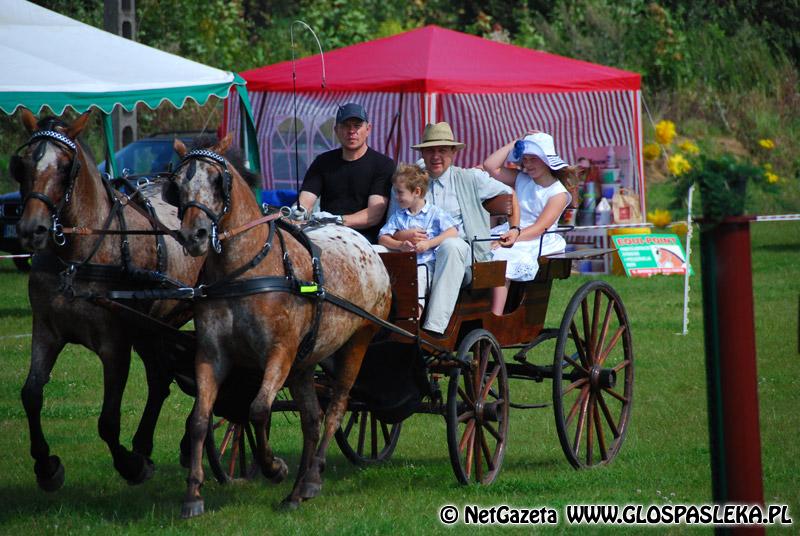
(510, 225, 521, 235)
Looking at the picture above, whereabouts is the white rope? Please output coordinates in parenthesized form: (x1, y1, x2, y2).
(571, 222, 654, 231)
(754, 214, 800, 222)
(0, 333, 31, 340)
(0, 254, 31, 260)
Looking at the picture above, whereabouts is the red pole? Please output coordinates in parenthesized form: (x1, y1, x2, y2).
(700, 216, 765, 535)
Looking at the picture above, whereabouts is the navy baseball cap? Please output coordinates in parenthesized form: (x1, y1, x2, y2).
(336, 103, 368, 124)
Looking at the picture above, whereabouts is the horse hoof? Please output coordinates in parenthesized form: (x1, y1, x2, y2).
(127, 458, 155, 486)
(36, 457, 65, 493)
(278, 497, 300, 511)
(264, 458, 288, 484)
(300, 480, 322, 500)
(181, 499, 205, 519)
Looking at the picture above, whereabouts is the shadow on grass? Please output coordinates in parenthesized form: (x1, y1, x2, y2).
(0, 307, 32, 317)
(753, 243, 799, 253)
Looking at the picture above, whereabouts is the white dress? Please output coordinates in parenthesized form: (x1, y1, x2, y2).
(491, 173, 571, 281)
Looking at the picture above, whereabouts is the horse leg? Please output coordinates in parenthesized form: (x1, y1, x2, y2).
(97, 343, 154, 485)
(21, 328, 66, 492)
(281, 366, 321, 508)
(130, 351, 173, 467)
(182, 355, 228, 518)
(297, 325, 378, 503)
(249, 350, 294, 484)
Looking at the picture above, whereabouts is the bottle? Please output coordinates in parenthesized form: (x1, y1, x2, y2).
(595, 197, 612, 225)
(606, 146, 616, 169)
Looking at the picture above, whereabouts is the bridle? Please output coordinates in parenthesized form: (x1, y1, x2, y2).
(15, 130, 82, 246)
(166, 149, 233, 254)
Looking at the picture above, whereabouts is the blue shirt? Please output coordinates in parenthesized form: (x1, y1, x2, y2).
(379, 202, 456, 264)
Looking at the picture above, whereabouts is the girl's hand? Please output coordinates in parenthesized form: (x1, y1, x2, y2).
(498, 227, 521, 247)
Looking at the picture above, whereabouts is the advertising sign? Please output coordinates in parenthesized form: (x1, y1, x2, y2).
(610, 233, 691, 277)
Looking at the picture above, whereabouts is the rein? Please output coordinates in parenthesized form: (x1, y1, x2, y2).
(18, 128, 181, 295)
(16, 130, 82, 246)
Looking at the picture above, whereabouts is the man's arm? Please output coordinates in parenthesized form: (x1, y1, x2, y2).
(474, 168, 513, 200)
(298, 191, 318, 213)
(342, 194, 388, 229)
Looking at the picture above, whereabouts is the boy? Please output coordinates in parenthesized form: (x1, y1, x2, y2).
(379, 164, 458, 317)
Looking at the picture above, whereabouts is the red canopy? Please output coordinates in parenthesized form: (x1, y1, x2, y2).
(241, 25, 640, 94)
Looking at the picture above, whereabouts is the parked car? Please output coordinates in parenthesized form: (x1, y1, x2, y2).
(0, 190, 28, 271)
(1, 133, 200, 272)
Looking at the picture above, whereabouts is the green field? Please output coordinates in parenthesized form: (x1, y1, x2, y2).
(0, 222, 797, 535)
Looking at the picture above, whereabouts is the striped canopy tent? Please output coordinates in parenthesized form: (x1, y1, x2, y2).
(228, 25, 643, 212)
(1, 0, 260, 176)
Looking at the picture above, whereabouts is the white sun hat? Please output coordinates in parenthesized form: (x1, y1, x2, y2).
(507, 132, 568, 170)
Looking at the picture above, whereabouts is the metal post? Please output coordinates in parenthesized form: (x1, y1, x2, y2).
(104, 0, 137, 151)
(699, 216, 764, 535)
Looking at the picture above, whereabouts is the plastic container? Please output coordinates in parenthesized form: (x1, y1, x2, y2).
(577, 209, 595, 226)
(601, 168, 620, 183)
(601, 182, 620, 200)
(607, 226, 652, 275)
(595, 198, 612, 225)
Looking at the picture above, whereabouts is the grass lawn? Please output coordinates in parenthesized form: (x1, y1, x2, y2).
(0, 221, 797, 535)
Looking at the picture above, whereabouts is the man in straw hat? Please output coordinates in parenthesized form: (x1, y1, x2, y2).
(391, 122, 512, 335)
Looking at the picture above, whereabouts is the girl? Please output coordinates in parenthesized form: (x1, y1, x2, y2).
(483, 131, 575, 315)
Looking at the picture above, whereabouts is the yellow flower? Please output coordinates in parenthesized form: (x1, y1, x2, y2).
(678, 140, 699, 155)
(758, 138, 775, 150)
(667, 154, 692, 176)
(643, 143, 661, 161)
(763, 163, 773, 171)
(765, 171, 779, 183)
(655, 120, 677, 145)
(669, 222, 688, 236)
(647, 208, 672, 228)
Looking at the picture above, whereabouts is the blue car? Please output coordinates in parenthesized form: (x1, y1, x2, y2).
(1, 133, 199, 271)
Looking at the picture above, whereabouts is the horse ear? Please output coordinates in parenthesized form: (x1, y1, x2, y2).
(20, 109, 38, 133)
(174, 138, 187, 158)
(215, 133, 234, 154)
(67, 112, 92, 139)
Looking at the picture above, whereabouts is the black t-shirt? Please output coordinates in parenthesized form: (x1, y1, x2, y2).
(301, 147, 395, 242)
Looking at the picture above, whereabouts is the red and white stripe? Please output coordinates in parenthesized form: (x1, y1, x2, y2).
(226, 91, 422, 189)
(226, 89, 643, 201)
(439, 91, 642, 191)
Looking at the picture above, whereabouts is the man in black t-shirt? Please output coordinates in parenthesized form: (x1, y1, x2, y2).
(297, 103, 395, 243)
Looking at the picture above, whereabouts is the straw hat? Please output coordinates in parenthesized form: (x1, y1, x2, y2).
(507, 132, 568, 170)
(411, 122, 465, 150)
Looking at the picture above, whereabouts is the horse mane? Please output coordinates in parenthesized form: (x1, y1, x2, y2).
(189, 133, 261, 188)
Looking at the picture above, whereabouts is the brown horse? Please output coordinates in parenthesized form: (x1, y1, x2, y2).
(10, 110, 205, 491)
(169, 135, 391, 516)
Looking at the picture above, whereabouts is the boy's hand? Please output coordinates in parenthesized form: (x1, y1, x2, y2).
(415, 240, 431, 253)
(400, 240, 416, 252)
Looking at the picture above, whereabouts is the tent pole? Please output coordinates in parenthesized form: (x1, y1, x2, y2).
(102, 112, 118, 178)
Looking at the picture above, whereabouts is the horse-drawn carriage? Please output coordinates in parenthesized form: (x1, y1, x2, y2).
(12, 113, 633, 517)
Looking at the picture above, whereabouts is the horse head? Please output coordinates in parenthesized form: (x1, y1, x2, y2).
(11, 109, 93, 251)
(166, 133, 241, 257)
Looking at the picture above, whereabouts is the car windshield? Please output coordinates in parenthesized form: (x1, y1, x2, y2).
(98, 138, 183, 175)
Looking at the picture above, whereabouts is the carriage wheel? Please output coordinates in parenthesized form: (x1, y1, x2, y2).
(446, 329, 509, 485)
(553, 280, 633, 469)
(335, 409, 402, 466)
(205, 418, 260, 483)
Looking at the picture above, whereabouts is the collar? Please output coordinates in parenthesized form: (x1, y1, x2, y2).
(403, 200, 430, 217)
(430, 166, 452, 185)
